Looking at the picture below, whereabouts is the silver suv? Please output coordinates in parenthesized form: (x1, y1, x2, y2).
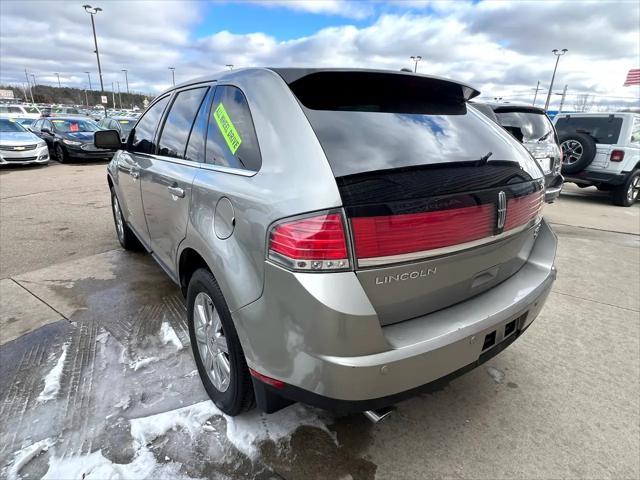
(98, 68, 557, 416)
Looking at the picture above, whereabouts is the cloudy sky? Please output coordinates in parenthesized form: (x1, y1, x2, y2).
(1, 0, 638, 109)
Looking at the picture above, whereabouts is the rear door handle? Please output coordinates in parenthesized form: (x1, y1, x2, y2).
(168, 186, 185, 198)
(130, 170, 140, 179)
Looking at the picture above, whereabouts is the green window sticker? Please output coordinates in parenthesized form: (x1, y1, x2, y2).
(214, 103, 242, 154)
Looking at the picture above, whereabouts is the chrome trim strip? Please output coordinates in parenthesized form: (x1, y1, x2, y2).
(199, 163, 256, 177)
(150, 155, 201, 168)
(357, 217, 542, 268)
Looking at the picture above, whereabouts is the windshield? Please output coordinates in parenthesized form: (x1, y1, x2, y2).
(117, 119, 135, 135)
(555, 116, 623, 145)
(0, 118, 27, 132)
(51, 119, 100, 133)
(495, 111, 554, 144)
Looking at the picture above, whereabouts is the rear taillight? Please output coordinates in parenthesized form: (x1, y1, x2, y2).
(268, 211, 350, 271)
(504, 190, 544, 231)
(351, 204, 495, 263)
(610, 150, 625, 162)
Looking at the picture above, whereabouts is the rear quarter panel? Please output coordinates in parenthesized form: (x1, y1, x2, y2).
(180, 69, 343, 312)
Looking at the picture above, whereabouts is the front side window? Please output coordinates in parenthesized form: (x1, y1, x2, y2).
(555, 116, 623, 145)
(158, 87, 208, 159)
(9, 106, 22, 113)
(130, 96, 170, 154)
(205, 85, 261, 171)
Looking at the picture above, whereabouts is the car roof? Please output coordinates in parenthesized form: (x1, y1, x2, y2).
(47, 116, 94, 121)
(554, 112, 638, 118)
(165, 67, 481, 101)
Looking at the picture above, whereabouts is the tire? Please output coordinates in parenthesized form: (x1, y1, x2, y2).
(110, 189, 143, 250)
(560, 133, 597, 174)
(55, 143, 68, 163)
(187, 268, 255, 416)
(612, 170, 640, 207)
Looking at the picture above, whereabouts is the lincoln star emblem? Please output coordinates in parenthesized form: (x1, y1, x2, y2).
(497, 191, 506, 230)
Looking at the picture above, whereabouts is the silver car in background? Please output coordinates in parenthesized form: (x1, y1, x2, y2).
(99, 68, 557, 416)
(0, 118, 49, 166)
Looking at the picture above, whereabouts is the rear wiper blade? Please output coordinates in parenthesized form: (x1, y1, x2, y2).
(536, 130, 553, 142)
(477, 151, 493, 164)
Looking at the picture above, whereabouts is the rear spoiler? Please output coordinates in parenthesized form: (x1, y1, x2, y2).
(270, 68, 480, 102)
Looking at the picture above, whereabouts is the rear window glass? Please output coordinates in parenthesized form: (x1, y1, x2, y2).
(555, 116, 623, 145)
(289, 73, 533, 178)
(495, 111, 554, 144)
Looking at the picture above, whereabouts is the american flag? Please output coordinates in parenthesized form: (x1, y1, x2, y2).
(623, 68, 640, 86)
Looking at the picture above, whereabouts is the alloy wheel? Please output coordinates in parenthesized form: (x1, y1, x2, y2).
(193, 292, 231, 392)
(561, 140, 583, 165)
(628, 175, 640, 202)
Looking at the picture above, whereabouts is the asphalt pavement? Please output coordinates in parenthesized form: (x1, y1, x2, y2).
(0, 163, 638, 480)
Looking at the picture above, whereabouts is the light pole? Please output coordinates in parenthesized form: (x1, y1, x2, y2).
(225, 64, 234, 70)
(85, 71, 92, 90)
(168, 67, 175, 86)
(31, 74, 36, 86)
(83, 5, 105, 93)
(54, 72, 61, 88)
(117, 81, 122, 109)
(544, 48, 567, 111)
(532, 80, 541, 106)
(410, 55, 422, 73)
(121, 69, 129, 93)
(24, 69, 34, 104)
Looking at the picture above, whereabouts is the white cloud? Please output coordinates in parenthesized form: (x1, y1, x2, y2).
(1, 0, 638, 110)
(249, 0, 375, 19)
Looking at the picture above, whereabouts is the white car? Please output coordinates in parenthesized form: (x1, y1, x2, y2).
(0, 104, 41, 120)
(0, 118, 49, 166)
(554, 112, 640, 206)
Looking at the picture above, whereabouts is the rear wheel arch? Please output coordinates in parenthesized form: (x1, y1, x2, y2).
(178, 247, 212, 297)
(107, 174, 114, 190)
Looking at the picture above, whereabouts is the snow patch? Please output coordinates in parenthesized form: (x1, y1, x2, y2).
(129, 400, 332, 459)
(37, 343, 69, 402)
(42, 449, 204, 480)
(486, 366, 505, 383)
(6, 437, 55, 480)
(129, 356, 159, 371)
(159, 321, 183, 350)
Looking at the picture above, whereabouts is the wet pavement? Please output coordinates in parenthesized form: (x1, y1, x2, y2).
(1, 167, 639, 479)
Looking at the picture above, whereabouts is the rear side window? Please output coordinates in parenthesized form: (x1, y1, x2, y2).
(205, 85, 261, 171)
(130, 96, 170, 154)
(630, 117, 640, 145)
(158, 87, 208, 159)
(288, 72, 530, 178)
(185, 89, 214, 163)
(555, 116, 623, 145)
(495, 111, 554, 144)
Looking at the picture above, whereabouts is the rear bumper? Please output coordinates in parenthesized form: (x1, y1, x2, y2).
(544, 174, 564, 202)
(234, 220, 557, 412)
(564, 170, 628, 187)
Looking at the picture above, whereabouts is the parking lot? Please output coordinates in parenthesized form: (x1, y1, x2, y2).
(1, 161, 639, 479)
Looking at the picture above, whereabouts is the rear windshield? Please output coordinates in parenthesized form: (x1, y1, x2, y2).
(495, 110, 554, 144)
(289, 73, 533, 178)
(555, 116, 623, 145)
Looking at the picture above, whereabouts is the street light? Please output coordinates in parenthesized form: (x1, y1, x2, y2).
(84, 71, 92, 90)
(168, 67, 175, 86)
(544, 48, 568, 111)
(410, 55, 422, 73)
(121, 69, 129, 94)
(82, 5, 105, 93)
(54, 72, 61, 88)
(225, 64, 234, 70)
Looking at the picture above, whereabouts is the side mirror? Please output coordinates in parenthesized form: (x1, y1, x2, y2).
(95, 129, 123, 150)
(41, 127, 51, 134)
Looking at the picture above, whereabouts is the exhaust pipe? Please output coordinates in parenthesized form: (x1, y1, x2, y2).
(363, 406, 394, 423)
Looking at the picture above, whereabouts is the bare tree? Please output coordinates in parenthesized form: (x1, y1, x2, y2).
(573, 94, 593, 112)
